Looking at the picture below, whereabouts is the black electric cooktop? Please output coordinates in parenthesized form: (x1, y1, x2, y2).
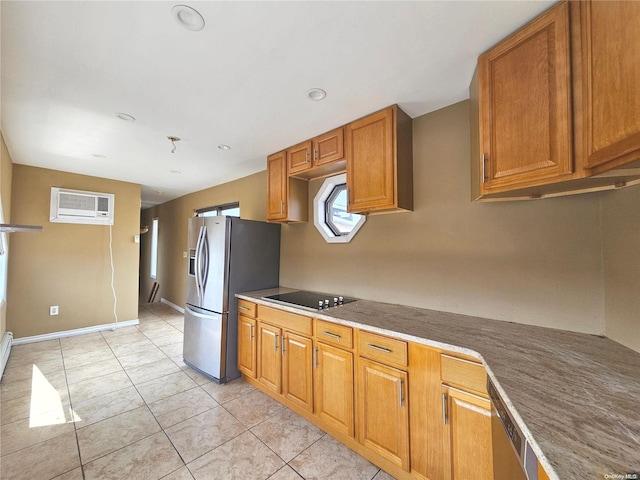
(263, 290, 357, 311)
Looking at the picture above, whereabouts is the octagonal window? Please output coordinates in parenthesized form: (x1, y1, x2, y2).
(314, 174, 366, 243)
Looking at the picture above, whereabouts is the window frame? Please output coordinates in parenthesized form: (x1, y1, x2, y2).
(313, 173, 366, 244)
(195, 202, 240, 218)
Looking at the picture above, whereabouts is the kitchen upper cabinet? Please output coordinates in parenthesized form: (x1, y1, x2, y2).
(472, 1, 640, 201)
(477, 1, 573, 195)
(288, 128, 346, 178)
(346, 105, 413, 214)
(266, 150, 308, 223)
(238, 315, 257, 378)
(579, 0, 640, 173)
(287, 141, 313, 175)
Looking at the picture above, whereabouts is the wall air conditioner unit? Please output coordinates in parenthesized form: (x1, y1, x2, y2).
(50, 187, 115, 225)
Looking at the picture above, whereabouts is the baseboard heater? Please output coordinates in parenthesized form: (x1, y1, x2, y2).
(1, 331, 13, 381)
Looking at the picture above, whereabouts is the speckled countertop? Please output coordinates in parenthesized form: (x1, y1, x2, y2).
(238, 288, 640, 480)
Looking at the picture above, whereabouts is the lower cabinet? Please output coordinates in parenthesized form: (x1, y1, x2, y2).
(239, 303, 530, 480)
(314, 341, 354, 437)
(237, 315, 257, 378)
(257, 322, 281, 393)
(282, 332, 314, 412)
(356, 356, 410, 471)
(441, 386, 493, 480)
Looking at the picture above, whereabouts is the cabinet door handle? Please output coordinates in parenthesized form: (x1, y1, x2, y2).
(274, 334, 278, 352)
(281, 335, 286, 355)
(322, 331, 341, 340)
(305, 151, 310, 163)
(314, 148, 318, 161)
(313, 347, 318, 369)
(367, 344, 392, 354)
(249, 324, 254, 340)
(280, 201, 284, 215)
(482, 153, 487, 184)
(398, 379, 404, 407)
(442, 392, 448, 425)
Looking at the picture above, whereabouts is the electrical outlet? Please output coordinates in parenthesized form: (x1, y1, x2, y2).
(134, 235, 140, 243)
(50, 306, 59, 316)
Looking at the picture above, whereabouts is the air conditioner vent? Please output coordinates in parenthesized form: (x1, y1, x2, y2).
(50, 187, 115, 225)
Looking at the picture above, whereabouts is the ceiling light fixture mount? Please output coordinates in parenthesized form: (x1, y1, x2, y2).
(115, 112, 136, 122)
(218, 144, 231, 151)
(167, 136, 181, 154)
(172, 5, 205, 32)
(307, 88, 327, 101)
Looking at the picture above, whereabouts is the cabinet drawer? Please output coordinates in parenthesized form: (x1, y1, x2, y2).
(238, 299, 257, 318)
(357, 330, 407, 367)
(441, 354, 487, 395)
(258, 306, 312, 336)
(315, 319, 353, 349)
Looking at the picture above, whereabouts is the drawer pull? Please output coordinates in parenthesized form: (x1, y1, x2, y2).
(239, 305, 251, 311)
(322, 331, 341, 340)
(367, 343, 392, 354)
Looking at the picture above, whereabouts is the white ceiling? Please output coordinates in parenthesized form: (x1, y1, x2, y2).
(1, 1, 554, 209)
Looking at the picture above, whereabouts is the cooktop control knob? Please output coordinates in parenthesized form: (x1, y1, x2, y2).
(324, 299, 330, 308)
(318, 300, 323, 309)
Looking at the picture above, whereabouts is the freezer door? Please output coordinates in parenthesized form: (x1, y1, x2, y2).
(185, 217, 205, 307)
(183, 305, 227, 380)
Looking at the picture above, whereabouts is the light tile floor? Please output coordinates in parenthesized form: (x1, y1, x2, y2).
(0, 303, 396, 480)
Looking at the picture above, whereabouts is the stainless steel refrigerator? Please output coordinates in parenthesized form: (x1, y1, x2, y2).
(184, 216, 280, 383)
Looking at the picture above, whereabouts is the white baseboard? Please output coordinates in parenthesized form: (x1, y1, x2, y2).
(1, 331, 13, 378)
(11, 319, 140, 346)
(160, 298, 184, 314)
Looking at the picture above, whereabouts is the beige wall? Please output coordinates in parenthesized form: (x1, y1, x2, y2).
(601, 186, 640, 352)
(1, 133, 14, 339)
(139, 171, 267, 307)
(138, 100, 640, 351)
(8, 165, 141, 338)
(280, 101, 605, 334)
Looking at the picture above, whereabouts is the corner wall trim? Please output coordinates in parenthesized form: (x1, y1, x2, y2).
(11, 319, 140, 346)
(161, 298, 185, 314)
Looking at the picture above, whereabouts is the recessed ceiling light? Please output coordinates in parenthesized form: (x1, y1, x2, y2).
(172, 5, 205, 31)
(91, 153, 106, 159)
(218, 144, 231, 151)
(170, 169, 182, 174)
(115, 112, 136, 122)
(307, 88, 327, 101)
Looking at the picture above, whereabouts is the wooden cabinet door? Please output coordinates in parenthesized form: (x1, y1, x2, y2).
(478, 2, 572, 194)
(288, 141, 312, 175)
(282, 332, 314, 412)
(258, 323, 282, 394)
(314, 342, 354, 437)
(313, 127, 344, 166)
(346, 107, 396, 213)
(442, 386, 493, 480)
(238, 315, 257, 378)
(356, 357, 410, 471)
(580, 1, 640, 173)
(266, 151, 287, 221)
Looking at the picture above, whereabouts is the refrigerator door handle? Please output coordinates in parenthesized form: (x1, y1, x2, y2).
(200, 227, 210, 293)
(194, 225, 205, 302)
